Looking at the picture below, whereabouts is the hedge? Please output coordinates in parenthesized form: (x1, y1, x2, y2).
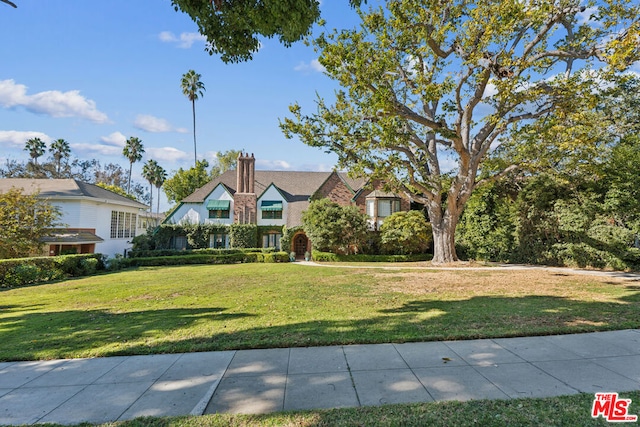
(128, 247, 277, 258)
(311, 251, 432, 263)
(113, 251, 290, 269)
(0, 253, 105, 288)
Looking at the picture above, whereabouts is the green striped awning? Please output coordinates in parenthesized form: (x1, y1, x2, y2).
(206, 199, 230, 210)
(260, 201, 283, 211)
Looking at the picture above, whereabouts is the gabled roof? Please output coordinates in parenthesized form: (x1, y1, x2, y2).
(182, 170, 367, 204)
(180, 170, 367, 228)
(0, 178, 148, 209)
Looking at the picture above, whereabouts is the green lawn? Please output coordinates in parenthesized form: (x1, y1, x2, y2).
(61, 392, 640, 427)
(1, 263, 638, 361)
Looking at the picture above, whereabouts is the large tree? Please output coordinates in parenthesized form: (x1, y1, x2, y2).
(24, 137, 46, 166)
(171, 0, 365, 63)
(122, 136, 145, 194)
(152, 163, 167, 214)
(49, 138, 71, 177)
(282, 0, 640, 263)
(163, 159, 210, 204)
(142, 159, 159, 213)
(181, 70, 206, 166)
(0, 188, 61, 259)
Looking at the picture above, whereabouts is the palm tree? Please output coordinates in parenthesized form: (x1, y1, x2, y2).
(49, 138, 71, 177)
(122, 136, 145, 194)
(153, 164, 167, 214)
(181, 69, 205, 166)
(141, 159, 159, 213)
(24, 137, 46, 165)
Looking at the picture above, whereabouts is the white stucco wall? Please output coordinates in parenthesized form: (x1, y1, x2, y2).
(204, 185, 234, 225)
(257, 186, 287, 226)
(166, 184, 234, 226)
(52, 198, 142, 258)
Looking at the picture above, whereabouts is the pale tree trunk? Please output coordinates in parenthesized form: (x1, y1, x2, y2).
(425, 171, 476, 264)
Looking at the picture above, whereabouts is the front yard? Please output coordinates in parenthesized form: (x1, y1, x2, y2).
(1, 263, 638, 361)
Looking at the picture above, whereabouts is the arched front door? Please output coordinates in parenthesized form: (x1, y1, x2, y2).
(294, 234, 308, 258)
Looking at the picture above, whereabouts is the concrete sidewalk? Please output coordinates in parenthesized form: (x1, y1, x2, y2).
(1, 330, 639, 425)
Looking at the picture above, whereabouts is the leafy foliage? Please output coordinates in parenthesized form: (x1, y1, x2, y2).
(122, 136, 145, 194)
(171, 0, 364, 63)
(163, 160, 212, 203)
(229, 223, 258, 248)
(380, 210, 432, 255)
(0, 253, 104, 288)
(0, 188, 62, 259)
(302, 198, 368, 255)
(282, 0, 640, 263)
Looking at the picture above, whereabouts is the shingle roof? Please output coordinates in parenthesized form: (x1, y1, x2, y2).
(180, 170, 368, 228)
(182, 170, 367, 204)
(0, 179, 148, 209)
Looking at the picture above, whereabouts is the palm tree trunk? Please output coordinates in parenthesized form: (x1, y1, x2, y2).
(128, 163, 133, 194)
(148, 183, 153, 214)
(192, 99, 197, 166)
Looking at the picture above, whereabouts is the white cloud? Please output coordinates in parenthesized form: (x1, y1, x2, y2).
(158, 31, 206, 49)
(147, 147, 189, 162)
(0, 79, 108, 123)
(100, 131, 127, 147)
(0, 130, 51, 148)
(256, 159, 292, 170)
(134, 114, 188, 133)
(294, 59, 326, 74)
(71, 142, 122, 156)
(134, 115, 171, 133)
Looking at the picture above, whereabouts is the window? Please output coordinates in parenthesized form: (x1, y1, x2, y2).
(174, 236, 187, 250)
(260, 201, 283, 220)
(210, 233, 228, 249)
(209, 209, 230, 219)
(377, 199, 401, 217)
(262, 233, 281, 250)
(262, 210, 283, 220)
(207, 200, 231, 219)
(366, 200, 375, 216)
(110, 211, 137, 239)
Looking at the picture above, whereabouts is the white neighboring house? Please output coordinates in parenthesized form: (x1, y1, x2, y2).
(0, 179, 149, 258)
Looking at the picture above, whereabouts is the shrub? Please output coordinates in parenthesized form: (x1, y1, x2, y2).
(302, 199, 368, 254)
(312, 251, 431, 263)
(380, 211, 433, 255)
(0, 253, 105, 288)
(229, 224, 258, 248)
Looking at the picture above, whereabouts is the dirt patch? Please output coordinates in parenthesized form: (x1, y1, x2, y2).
(369, 269, 632, 300)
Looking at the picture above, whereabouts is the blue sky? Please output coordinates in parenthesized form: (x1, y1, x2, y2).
(0, 0, 363, 207)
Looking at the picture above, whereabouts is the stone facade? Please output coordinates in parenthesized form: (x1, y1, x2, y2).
(234, 154, 257, 224)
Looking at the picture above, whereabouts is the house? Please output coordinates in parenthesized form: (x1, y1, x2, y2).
(164, 154, 412, 256)
(0, 178, 149, 258)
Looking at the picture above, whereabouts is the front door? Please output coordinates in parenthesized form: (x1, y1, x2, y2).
(295, 234, 308, 258)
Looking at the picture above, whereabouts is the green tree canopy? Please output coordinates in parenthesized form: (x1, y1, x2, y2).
(211, 149, 241, 177)
(24, 137, 46, 166)
(163, 159, 210, 204)
(380, 210, 432, 255)
(122, 136, 145, 194)
(302, 198, 368, 254)
(0, 188, 61, 259)
(171, 0, 365, 63)
(282, 0, 640, 263)
(49, 139, 71, 177)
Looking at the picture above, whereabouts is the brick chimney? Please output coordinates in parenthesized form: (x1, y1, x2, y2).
(234, 153, 257, 224)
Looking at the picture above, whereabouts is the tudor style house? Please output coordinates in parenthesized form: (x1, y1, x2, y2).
(165, 154, 412, 257)
(0, 178, 149, 258)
